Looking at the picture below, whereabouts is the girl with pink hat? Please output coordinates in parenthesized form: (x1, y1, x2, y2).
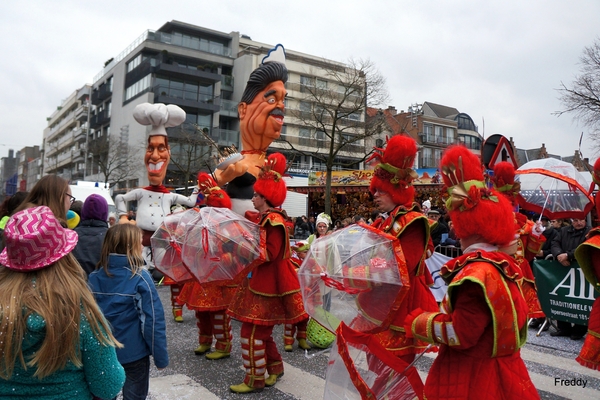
(0, 206, 125, 399)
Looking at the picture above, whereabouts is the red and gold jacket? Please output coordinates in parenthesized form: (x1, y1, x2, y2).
(574, 227, 600, 370)
(410, 250, 527, 355)
(247, 209, 299, 296)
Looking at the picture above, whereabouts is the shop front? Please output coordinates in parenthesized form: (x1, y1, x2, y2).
(287, 169, 444, 223)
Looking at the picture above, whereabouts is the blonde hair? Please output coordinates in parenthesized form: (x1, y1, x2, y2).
(0, 254, 120, 379)
(16, 175, 70, 222)
(98, 224, 145, 277)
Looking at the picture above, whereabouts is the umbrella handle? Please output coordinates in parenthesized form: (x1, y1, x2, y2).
(201, 227, 209, 259)
(169, 240, 182, 257)
(320, 272, 369, 295)
(538, 179, 556, 220)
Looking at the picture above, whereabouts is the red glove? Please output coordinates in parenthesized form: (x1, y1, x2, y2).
(403, 308, 425, 339)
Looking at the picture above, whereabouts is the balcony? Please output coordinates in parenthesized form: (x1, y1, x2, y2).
(153, 85, 220, 112)
(210, 128, 239, 147)
(72, 126, 87, 142)
(91, 83, 112, 105)
(90, 110, 110, 129)
(153, 61, 221, 84)
(75, 104, 89, 122)
(221, 75, 233, 91)
(419, 132, 457, 147)
(420, 156, 440, 169)
(220, 99, 238, 117)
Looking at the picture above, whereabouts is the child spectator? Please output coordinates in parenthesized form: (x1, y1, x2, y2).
(72, 194, 109, 277)
(88, 224, 168, 400)
(0, 206, 124, 399)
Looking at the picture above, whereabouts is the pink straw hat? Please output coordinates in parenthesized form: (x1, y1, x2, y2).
(0, 205, 78, 272)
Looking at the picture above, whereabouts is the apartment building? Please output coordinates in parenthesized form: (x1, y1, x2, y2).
(17, 145, 41, 191)
(0, 149, 19, 201)
(40, 20, 371, 192)
(372, 102, 482, 169)
(42, 85, 90, 181)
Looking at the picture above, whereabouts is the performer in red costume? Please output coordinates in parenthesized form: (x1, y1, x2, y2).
(574, 158, 600, 370)
(367, 135, 439, 398)
(177, 172, 236, 360)
(227, 153, 309, 393)
(406, 145, 539, 400)
(491, 161, 546, 321)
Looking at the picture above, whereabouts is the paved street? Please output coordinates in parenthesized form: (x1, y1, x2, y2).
(141, 285, 600, 399)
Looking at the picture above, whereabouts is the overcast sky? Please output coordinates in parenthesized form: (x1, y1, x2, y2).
(2, 1, 599, 164)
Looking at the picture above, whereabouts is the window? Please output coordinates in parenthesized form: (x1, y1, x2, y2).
(154, 77, 214, 103)
(299, 101, 311, 112)
(423, 124, 432, 137)
(347, 112, 361, 121)
(185, 113, 212, 130)
(300, 75, 314, 87)
(316, 79, 327, 90)
(435, 126, 444, 142)
(433, 149, 443, 168)
(126, 54, 142, 73)
(421, 147, 432, 167)
(316, 131, 325, 141)
(446, 127, 455, 143)
(124, 75, 151, 101)
(299, 128, 310, 138)
(184, 82, 199, 101)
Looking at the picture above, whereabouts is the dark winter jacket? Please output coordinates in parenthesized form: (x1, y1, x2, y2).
(551, 224, 591, 262)
(539, 226, 559, 258)
(72, 219, 108, 276)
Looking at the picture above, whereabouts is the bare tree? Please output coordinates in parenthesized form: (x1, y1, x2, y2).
(555, 38, 600, 151)
(280, 58, 388, 215)
(167, 123, 215, 195)
(88, 135, 142, 188)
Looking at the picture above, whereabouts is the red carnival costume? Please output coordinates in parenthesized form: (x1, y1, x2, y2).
(573, 158, 600, 370)
(574, 227, 600, 370)
(366, 135, 439, 398)
(177, 173, 236, 360)
(406, 145, 539, 400)
(227, 153, 309, 393)
(492, 162, 546, 318)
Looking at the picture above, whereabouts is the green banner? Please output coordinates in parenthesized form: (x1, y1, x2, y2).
(533, 260, 599, 325)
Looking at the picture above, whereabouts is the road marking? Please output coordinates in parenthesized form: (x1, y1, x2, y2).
(278, 361, 326, 399)
(149, 374, 220, 400)
(520, 347, 599, 379)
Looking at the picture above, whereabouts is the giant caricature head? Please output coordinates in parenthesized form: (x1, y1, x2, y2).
(238, 45, 288, 151)
(133, 103, 186, 186)
(145, 135, 170, 186)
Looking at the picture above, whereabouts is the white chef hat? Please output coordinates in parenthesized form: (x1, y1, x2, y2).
(133, 103, 186, 137)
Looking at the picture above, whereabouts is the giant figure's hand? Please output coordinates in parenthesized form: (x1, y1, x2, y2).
(119, 215, 136, 225)
(214, 161, 249, 187)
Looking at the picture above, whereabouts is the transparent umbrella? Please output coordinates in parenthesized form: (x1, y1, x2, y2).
(150, 208, 200, 283)
(297, 223, 410, 335)
(515, 158, 593, 220)
(181, 207, 265, 285)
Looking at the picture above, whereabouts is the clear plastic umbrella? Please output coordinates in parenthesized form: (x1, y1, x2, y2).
(150, 208, 200, 283)
(324, 322, 421, 400)
(181, 207, 265, 285)
(515, 158, 594, 220)
(297, 223, 410, 335)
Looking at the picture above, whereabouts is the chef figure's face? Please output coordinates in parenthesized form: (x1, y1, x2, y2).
(145, 135, 170, 186)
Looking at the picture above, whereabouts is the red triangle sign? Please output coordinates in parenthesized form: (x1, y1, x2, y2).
(488, 136, 517, 169)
